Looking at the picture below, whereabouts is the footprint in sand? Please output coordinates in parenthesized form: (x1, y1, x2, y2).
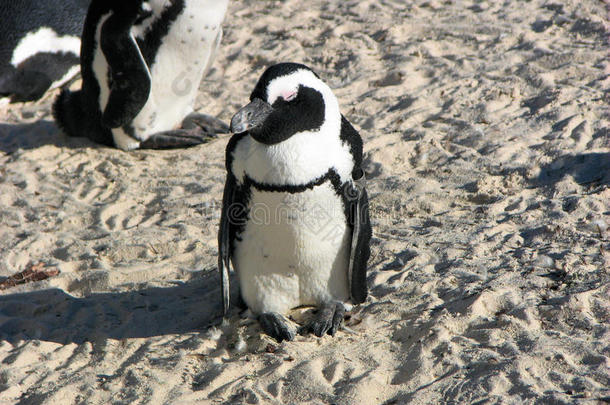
(97, 201, 145, 231)
(73, 178, 118, 204)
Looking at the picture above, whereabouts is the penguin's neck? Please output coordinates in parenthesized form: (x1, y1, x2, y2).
(237, 129, 353, 187)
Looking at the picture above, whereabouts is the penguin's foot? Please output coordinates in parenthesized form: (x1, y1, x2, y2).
(298, 301, 345, 338)
(138, 128, 214, 149)
(259, 312, 296, 342)
(181, 112, 229, 134)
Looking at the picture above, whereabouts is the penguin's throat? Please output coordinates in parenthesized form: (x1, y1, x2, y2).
(244, 133, 346, 186)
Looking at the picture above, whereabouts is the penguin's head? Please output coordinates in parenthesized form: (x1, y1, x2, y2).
(230, 63, 340, 145)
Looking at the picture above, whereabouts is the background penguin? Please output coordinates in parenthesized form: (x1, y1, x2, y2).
(0, 0, 90, 103)
(219, 63, 372, 342)
(53, 0, 229, 150)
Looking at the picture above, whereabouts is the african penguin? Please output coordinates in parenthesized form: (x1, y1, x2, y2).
(0, 0, 90, 102)
(53, 0, 229, 150)
(219, 63, 372, 342)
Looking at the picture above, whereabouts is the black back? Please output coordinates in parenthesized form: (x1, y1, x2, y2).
(0, 0, 90, 101)
(0, 52, 80, 102)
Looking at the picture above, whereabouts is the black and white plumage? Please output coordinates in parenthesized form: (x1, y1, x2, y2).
(53, 0, 229, 151)
(219, 63, 371, 342)
(0, 0, 90, 103)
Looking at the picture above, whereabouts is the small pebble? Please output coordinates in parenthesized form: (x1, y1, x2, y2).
(593, 218, 608, 234)
(534, 254, 554, 268)
(234, 336, 247, 353)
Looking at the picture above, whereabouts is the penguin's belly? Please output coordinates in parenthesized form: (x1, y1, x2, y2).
(234, 182, 351, 315)
(129, 36, 214, 136)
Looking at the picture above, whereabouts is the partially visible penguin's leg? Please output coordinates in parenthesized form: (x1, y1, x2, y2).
(259, 312, 296, 342)
(138, 128, 217, 149)
(181, 112, 229, 134)
(298, 301, 346, 337)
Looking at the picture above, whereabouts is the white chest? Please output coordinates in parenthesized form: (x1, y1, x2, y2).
(232, 131, 355, 188)
(233, 182, 351, 314)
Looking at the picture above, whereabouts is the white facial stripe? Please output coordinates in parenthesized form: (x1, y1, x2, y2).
(266, 70, 323, 104)
(11, 27, 80, 66)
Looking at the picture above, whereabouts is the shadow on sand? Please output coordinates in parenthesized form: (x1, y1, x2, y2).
(534, 152, 610, 188)
(0, 270, 239, 344)
(0, 120, 95, 154)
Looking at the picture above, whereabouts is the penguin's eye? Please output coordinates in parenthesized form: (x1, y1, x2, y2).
(282, 91, 297, 102)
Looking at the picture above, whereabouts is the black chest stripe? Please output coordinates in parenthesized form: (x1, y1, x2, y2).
(244, 168, 342, 195)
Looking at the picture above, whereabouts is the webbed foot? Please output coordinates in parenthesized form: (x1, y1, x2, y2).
(259, 312, 296, 342)
(138, 128, 215, 149)
(298, 301, 345, 337)
(181, 112, 229, 134)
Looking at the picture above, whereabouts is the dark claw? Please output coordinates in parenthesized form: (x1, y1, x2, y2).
(181, 112, 229, 133)
(299, 302, 346, 338)
(259, 312, 295, 342)
(328, 303, 345, 336)
(138, 128, 215, 149)
(313, 305, 333, 337)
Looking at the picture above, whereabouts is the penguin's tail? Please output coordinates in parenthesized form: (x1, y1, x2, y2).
(53, 89, 82, 139)
(52, 90, 114, 146)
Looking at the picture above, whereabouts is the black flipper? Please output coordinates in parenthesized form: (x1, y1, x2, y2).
(259, 312, 296, 342)
(138, 128, 216, 149)
(217, 132, 250, 314)
(346, 170, 371, 304)
(218, 172, 237, 315)
(339, 115, 371, 304)
(99, 9, 151, 128)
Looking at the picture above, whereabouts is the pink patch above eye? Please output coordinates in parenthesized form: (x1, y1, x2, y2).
(282, 90, 297, 101)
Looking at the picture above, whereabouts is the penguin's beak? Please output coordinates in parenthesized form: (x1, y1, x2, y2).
(230, 98, 273, 134)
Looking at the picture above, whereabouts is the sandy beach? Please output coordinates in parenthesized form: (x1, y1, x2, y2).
(1, 0, 609, 403)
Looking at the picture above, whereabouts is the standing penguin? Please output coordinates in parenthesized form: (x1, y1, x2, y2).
(0, 0, 90, 102)
(219, 63, 372, 342)
(53, 0, 229, 150)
